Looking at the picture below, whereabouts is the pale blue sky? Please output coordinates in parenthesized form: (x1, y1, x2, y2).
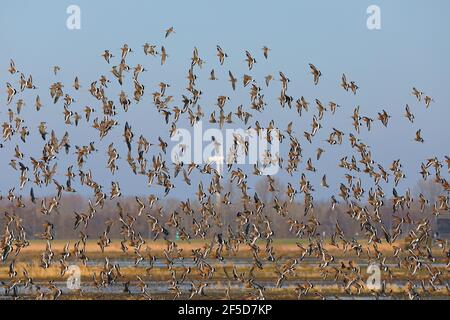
(0, 1, 449, 200)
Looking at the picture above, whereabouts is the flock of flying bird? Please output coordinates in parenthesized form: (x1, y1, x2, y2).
(0, 26, 450, 300)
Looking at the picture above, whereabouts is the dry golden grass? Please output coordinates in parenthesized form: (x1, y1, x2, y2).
(16, 238, 442, 256)
(2, 239, 448, 295)
(1, 257, 448, 283)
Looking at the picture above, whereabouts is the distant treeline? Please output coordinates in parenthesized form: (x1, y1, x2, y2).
(0, 192, 447, 241)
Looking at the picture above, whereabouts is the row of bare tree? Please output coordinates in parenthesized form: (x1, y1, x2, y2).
(0, 179, 448, 241)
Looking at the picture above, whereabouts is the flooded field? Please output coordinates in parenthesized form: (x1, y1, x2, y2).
(1, 240, 449, 300)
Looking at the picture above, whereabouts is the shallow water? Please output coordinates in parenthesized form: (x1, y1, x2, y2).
(1, 278, 448, 299)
